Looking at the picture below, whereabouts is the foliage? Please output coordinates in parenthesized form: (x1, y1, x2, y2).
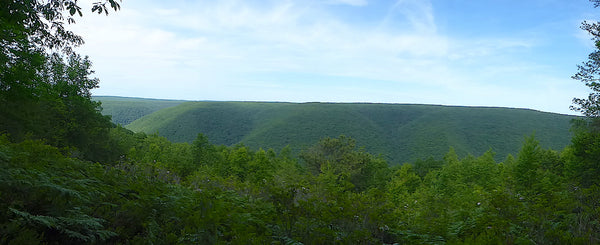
(572, 19, 600, 116)
(0, 137, 117, 243)
(571, 0, 600, 117)
(1, 0, 120, 54)
(0, 0, 121, 99)
(0, 1, 122, 162)
(0, 51, 115, 161)
(300, 135, 389, 191)
(2, 122, 600, 244)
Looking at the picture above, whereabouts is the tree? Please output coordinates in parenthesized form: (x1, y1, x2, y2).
(1, 0, 121, 103)
(0, 51, 115, 161)
(300, 135, 388, 192)
(0, 1, 122, 161)
(572, 0, 600, 116)
(1, 0, 121, 98)
(566, 122, 600, 187)
(512, 135, 542, 191)
(192, 133, 217, 166)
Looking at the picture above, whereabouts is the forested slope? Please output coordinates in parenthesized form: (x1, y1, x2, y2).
(124, 101, 576, 163)
(94, 96, 185, 126)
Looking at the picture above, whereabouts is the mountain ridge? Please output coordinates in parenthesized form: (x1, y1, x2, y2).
(95, 97, 577, 164)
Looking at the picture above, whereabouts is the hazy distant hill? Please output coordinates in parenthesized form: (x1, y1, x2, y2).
(119, 100, 577, 164)
(94, 96, 185, 126)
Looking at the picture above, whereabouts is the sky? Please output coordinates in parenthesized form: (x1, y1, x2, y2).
(69, 0, 600, 115)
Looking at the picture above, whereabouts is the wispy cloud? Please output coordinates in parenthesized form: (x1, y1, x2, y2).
(384, 0, 436, 34)
(69, 0, 591, 114)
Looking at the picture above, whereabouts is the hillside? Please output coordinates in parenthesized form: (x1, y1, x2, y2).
(124, 101, 577, 164)
(94, 96, 186, 126)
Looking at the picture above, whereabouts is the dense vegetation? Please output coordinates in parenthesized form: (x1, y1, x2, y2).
(119, 100, 575, 164)
(3, 0, 600, 244)
(4, 124, 600, 244)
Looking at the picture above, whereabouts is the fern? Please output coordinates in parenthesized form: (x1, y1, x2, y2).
(279, 236, 304, 245)
(9, 208, 59, 228)
(9, 207, 117, 243)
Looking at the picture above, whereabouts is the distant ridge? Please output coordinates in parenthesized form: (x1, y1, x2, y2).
(94, 96, 186, 126)
(95, 97, 577, 164)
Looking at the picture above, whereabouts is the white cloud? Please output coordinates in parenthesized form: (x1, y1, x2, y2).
(66, 0, 589, 114)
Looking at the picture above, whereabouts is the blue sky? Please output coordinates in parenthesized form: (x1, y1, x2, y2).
(71, 0, 598, 114)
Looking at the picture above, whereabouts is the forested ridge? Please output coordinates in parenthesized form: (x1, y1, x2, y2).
(101, 98, 576, 164)
(3, 1, 600, 244)
(93, 96, 185, 126)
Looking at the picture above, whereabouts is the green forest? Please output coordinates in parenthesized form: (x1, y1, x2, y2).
(3, 1, 600, 244)
(97, 97, 576, 164)
(94, 96, 185, 126)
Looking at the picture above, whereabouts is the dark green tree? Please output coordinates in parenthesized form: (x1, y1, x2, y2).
(192, 133, 217, 166)
(300, 135, 388, 192)
(569, 0, 600, 205)
(566, 121, 600, 188)
(0, 1, 122, 161)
